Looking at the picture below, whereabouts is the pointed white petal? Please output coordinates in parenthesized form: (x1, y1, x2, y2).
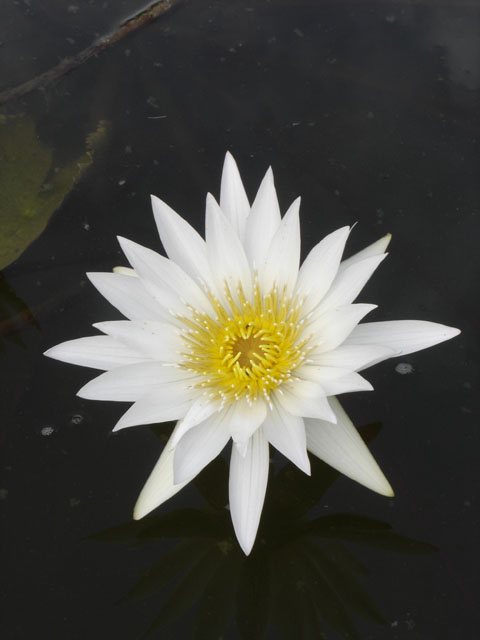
(233, 439, 250, 458)
(345, 320, 461, 356)
(117, 237, 211, 314)
(93, 320, 183, 362)
(220, 152, 250, 241)
(316, 254, 387, 313)
(223, 398, 268, 448)
(318, 372, 373, 395)
(112, 384, 196, 431)
(134, 442, 188, 520)
(307, 304, 377, 353)
(87, 272, 165, 321)
(168, 394, 222, 449)
(151, 195, 212, 286)
(339, 233, 392, 272)
(275, 380, 337, 422)
(77, 362, 197, 401)
(261, 197, 301, 296)
(44, 335, 145, 370)
(263, 400, 310, 474)
(173, 410, 231, 484)
(305, 397, 394, 496)
(205, 194, 252, 299)
(244, 167, 281, 267)
(229, 428, 270, 555)
(296, 365, 373, 395)
(310, 344, 396, 371)
(295, 226, 350, 314)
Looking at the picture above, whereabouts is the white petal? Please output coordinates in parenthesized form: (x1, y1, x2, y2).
(305, 397, 394, 496)
(294, 226, 350, 314)
(339, 233, 391, 272)
(173, 410, 231, 484)
(151, 195, 212, 286)
(310, 344, 396, 371)
(275, 380, 337, 422)
(134, 442, 188, 520)
(87, 272, 165, 321)
(296, 365, 373, 395)
(262, 400, 310, 474)
(345, 320, 461, 356)
(112, 384, 196, 431)
(229, 428, 270, 555)
(220, 152, 250, 241)
(233, 440, 251, 458)
(168, 394, 222, 449)
(112, 266, 136, 276)
(117, 237, 211, 314)
(44, 335, 145, 370)
(260, 197, 301, 296)
(93, 320, 183, 362)
(205, 194, 253, 300)
(307, 304, 377, 353)
(244, 167, 281, 267)
(224, 398, 268, 448)
(77, 362, 197, 401)
(316, 254, 387, 313)
(318, 372, 373, 395)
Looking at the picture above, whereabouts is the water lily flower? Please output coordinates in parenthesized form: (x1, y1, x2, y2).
(45, 153, 460, 554)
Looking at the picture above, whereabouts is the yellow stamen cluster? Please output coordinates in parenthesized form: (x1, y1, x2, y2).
(178, 278, 311, 407)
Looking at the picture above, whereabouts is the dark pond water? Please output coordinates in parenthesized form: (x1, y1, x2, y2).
(1, 1, 479, 638)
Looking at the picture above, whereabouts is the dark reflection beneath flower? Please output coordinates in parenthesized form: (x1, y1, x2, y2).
(89, 422, 436, 639)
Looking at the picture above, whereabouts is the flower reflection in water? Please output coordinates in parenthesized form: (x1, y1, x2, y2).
(90, 422, 435, 640)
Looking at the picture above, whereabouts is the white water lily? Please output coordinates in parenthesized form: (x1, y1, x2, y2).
(45, 153, 460, 554)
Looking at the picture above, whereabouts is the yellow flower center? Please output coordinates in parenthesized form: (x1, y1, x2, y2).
(178, 278, 312, 406)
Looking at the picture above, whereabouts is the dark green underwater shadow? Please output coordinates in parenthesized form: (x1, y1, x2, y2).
(0, 272, 40, 352)
(87, 422, 436, 640)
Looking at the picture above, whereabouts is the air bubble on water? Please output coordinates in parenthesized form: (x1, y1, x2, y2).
(395, 362, 414, 375)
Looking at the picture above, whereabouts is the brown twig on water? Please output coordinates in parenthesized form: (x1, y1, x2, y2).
(0, 0, 182, 107)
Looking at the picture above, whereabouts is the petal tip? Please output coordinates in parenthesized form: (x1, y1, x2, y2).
(237, 534, 255, 556)
(133, 500, 148, 520)
(374, 477, 395, 498)
(206, 192, 217, 206)
(382, 484, 395, 498)
(302, 458, 312, 476)
(111, 420, 126, 433)
(224, 150, 235, 164)
(116, 235, 132, 253)
(76, 386, 89, 400)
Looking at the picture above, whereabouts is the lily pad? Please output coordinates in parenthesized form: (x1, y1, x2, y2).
(0, 114, 107, 270)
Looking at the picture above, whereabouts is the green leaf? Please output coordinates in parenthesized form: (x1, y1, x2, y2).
(0, 114, 107, 270)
